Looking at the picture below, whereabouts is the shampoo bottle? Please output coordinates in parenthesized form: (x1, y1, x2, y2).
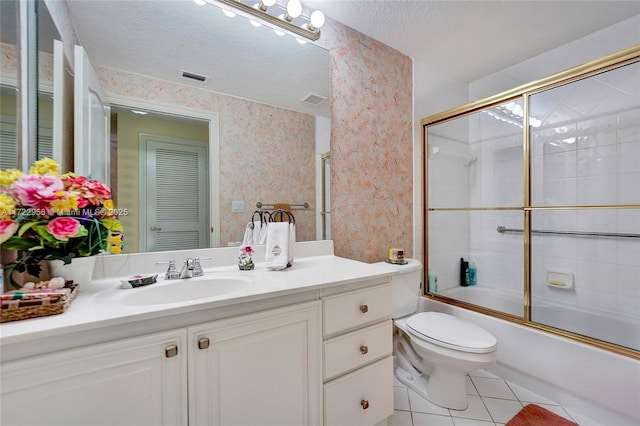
(428, 269, 437, 293)
(468, 261, 477, 285)
(460, 257, 469, 286)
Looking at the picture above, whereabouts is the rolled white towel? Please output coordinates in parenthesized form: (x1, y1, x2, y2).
(288, 223, 296, 266)
(265, 222, 289, 270)
(241, 222, 254, 247)
(257, 221, 268, 244)
(251, 221, 263, 245)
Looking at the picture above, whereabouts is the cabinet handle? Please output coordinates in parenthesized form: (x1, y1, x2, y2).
(165, 345, 179, 358)
(361, 399, 370, 410)
(360, 304, 369, 313)
(360, 345, 369, 355)
(198, 337, 210, 350)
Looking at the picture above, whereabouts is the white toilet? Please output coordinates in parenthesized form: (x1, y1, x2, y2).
(380, 259, 498, 410)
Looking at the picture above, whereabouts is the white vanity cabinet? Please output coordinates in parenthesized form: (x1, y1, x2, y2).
(0, 254, 395, 426)
(322, 283, 394, 426)
(187, 300, 323, 426)
(0, 329, 188, 426)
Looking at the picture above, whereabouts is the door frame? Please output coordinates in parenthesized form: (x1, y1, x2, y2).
(107, 94, 221, 248)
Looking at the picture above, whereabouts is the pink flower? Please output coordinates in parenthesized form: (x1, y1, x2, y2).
(62, 176, 111, 207)
(241, 245, 253, 255)
(85, 180, 112, 205)
(0, 220, 18, 244)
(11, 174, 63, 213)
(47, 217, 82, 241)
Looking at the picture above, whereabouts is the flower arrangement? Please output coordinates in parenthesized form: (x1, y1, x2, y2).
(0, 158, 124, 288)
(238, 245, 254, 270)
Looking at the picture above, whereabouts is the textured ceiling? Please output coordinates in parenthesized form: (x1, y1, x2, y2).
(305, 0, 640, 94)
(66, 0, 640, 117)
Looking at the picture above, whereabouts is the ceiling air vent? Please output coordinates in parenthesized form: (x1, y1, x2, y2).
(302, 93, 327, 105)
(180, 70, 209, 83)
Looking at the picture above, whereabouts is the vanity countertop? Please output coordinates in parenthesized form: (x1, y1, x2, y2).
(0, 255, 395, 347)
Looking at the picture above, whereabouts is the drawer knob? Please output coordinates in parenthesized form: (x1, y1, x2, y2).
(361, 399, 370, 410)
(360, 304, 369, 313)
(198, 337, 210, 350)
(360, 345, 369, 355)
(165, 345, 178, 358)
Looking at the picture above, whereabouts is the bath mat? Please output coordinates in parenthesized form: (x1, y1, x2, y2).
(506, 404, 578, 426)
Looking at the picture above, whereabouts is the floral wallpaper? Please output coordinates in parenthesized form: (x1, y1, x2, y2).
(318, 19, 414, 262)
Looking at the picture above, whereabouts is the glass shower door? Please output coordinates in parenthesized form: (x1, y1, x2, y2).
(528, 61, 640, 351)
(426, 99, 525, 318)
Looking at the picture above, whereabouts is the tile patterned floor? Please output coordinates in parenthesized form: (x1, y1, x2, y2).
(390, 369, 593, 426)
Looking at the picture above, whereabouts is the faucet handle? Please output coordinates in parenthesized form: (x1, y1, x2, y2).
(156, 259, 180, 280)
(193, 257, 213, 277)
(193, 258, 204, 277)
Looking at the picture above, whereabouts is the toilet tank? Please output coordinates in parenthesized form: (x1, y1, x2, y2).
(376, 259, 423, 318)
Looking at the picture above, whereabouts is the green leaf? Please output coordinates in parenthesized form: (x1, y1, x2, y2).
(2, 236, 38, 251)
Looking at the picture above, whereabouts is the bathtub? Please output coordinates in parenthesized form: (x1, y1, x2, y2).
(424, 289, 640, 425)
(440, 285, 639, 351)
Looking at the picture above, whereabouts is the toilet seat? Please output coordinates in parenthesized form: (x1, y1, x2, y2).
(406, 312, 497, 354)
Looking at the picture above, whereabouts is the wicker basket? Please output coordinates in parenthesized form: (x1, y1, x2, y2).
(0, 284, 79, 323)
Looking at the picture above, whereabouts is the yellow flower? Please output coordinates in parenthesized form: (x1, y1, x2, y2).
(102, 217, 124, 232)
(50, 194, 79, 215)
(61, 171, 78, 179)
(109, 232, 123, 254)
(0, 193, 17, 219)
(29, 157, 60, 176)
(0, 169, 23, 187)
(103, 199, 115, 211)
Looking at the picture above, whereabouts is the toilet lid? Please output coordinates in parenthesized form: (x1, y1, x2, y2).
(406, 312, 497, 353)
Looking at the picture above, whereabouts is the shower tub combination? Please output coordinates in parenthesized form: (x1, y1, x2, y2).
(440, 286, 639, 352)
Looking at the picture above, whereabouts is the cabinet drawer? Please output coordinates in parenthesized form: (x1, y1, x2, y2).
(324, 320, 392, 381)
(323, 284, 392, 336)
(324, 356, 393, 426)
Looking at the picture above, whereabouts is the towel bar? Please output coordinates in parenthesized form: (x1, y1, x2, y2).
(256, 202, 309, 210)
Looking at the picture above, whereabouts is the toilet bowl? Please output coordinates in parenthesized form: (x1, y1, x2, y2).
(379, 259, 498, 410)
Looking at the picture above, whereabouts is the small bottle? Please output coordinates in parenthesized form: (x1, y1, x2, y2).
(428, 269, 437, 293)
(468, 261, 477, 286)
(460, 258, 469, 286)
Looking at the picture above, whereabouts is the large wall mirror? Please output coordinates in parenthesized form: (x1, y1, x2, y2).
(24, 0, 331, 254)
(1, 0, 63, 170)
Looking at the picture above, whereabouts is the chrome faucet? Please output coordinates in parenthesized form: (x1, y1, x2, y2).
(179, 258, 196, 279)
(157, 257, 210, 280)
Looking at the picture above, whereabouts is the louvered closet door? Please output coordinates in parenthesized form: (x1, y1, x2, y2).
(0, 115, 17, 169)
(140, 134, 209, 252)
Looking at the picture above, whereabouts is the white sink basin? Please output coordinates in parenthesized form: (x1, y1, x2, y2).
(120, 276, 252, 306)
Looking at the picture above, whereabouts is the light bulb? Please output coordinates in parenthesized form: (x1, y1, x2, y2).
(309, 10, 325, 29)
(286, 0, 302, 19)
(262, 0, 277, 6)
(222, 8, 236, 17)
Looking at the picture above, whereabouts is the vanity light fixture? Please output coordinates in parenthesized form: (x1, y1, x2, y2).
(208, 0, 325, 41)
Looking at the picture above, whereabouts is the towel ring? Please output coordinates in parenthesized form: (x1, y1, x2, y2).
(250, 210, 263, 229)
(271, 209, 295, 225)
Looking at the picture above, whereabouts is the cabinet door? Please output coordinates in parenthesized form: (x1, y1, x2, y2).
(0, 329, 187, 426)
(189, 300, 322, 426)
